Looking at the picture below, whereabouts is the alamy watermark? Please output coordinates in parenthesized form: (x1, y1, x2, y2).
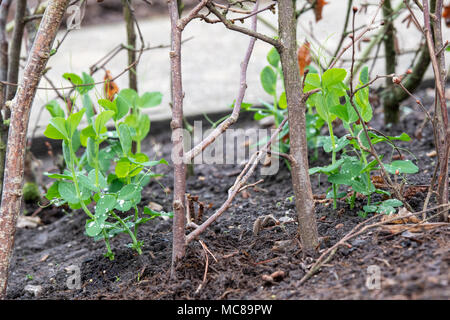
(66, 2, 86, 30)
(171, 121, 282, 176)
(366, 265, 381, 290)
(66, 264, 81, 290)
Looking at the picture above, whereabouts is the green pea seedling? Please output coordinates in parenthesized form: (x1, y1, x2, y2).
(43, 71, 170, 260)
(241, 47, 325, 163)
(306, 66, 418, 214)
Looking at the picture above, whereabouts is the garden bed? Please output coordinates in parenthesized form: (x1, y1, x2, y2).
(6, 85, 450, 300)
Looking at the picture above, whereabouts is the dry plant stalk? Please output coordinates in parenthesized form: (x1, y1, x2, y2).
(0, 0, 70, 299)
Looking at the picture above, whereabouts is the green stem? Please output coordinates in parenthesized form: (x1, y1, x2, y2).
(102, 229, 114, 260)
(68, 141, 95, 220)
(328, 120, 338, 208)
(111, 211, 142, 255)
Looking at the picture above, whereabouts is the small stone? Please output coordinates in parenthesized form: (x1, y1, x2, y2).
(426, 150, 437, 157)
(148, 202, 163, 212)
(16, 216, 41, 229)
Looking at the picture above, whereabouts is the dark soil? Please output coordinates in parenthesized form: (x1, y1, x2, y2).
(6, 87, 450, 300)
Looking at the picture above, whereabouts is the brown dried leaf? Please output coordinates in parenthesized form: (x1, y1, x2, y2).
(314, 0, 329, 22)
(104, 70, 119, 101)
(297, 41, 311, 77)
(381, 207, 421, 224)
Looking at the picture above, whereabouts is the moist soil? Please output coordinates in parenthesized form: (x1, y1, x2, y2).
(6, 86, 450, 300)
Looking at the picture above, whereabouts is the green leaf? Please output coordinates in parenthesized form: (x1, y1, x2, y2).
(67, 109, 85, 137)
(63, 73, 83, 86)
(309, 158, 345, 175)
(117, 184, 141, 201)
(278, 92, 287, 109)
(86, 137, 97, 168)
(44, 123, 66, 140)
(44, 172, 73, 180)
(45, 181, 60, 201)
(359, 66, 369, 84)
(323, 135, 350, 153)
(94, 110, 115, 135)
(124, 113, 150, 142)
(382, 199, 403, 207)
(137, 92, 162, 108)
(115, 157, 131, 178)
(98, 99, 117, 113)
(303, 73, 321, 92)
(45, 100, 65, 118)
(267, 47, 280, 67)
(83, 95, 95, 124)
(130, 158, 168, 167)
(118, 123, 132, 155)
(384, 160, 419, 174)
(117, 88, 138, 110)
(95, 195, 117, 216)
(322, 68, 347, 89)
(260, 66, 277, 95)
(48, 117, 69, 140)
(79, 72, 95, 94)
(58, 181, 78, 204)
(144, 207, 173, 218)
(62, 140, 72, 168)
(328, 173, 353, 185)
(377, 205, 396, 215)
(81, 125, 96, 139)
(88, 169, 107, 190)
(86, 218, 104, 237)
(363, 205, 378, 213)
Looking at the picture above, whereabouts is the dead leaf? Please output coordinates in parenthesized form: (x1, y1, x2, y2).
(378, 223, 448, 234)
(403, 185, 428, 199)
(314, 0, 329, 22)
(443, 5, 450, 27)
(381, 207, 421, 224)
(297, 41, 311, 77)
(104, 70, 119, 101)
(335, 223, 344, 229)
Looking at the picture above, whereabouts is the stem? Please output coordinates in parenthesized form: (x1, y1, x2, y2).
(69, 142, 95, 220)
(328, 120, 337, 208)
(110, 211, 142, 254)
(102, 229, 114, 260)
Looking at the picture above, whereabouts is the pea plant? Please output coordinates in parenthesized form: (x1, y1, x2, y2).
(305, 66, 419, 214)
(241, 47, 324, 161)
(43, 72, 169, 260)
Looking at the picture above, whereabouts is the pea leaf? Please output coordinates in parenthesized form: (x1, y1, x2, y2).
(95, 195, 117, 216)
(94, 110, 115, 135)
(137, 92, 162, 108)
(322, 68, 347, 89)
(58, 181, 78, 204)
(45, 100, 65, 118)
(384, 160, 419, 174)
(267, 47, 280, 67)
(260, 66, 277, 95)
(118, 123, 132, 155)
